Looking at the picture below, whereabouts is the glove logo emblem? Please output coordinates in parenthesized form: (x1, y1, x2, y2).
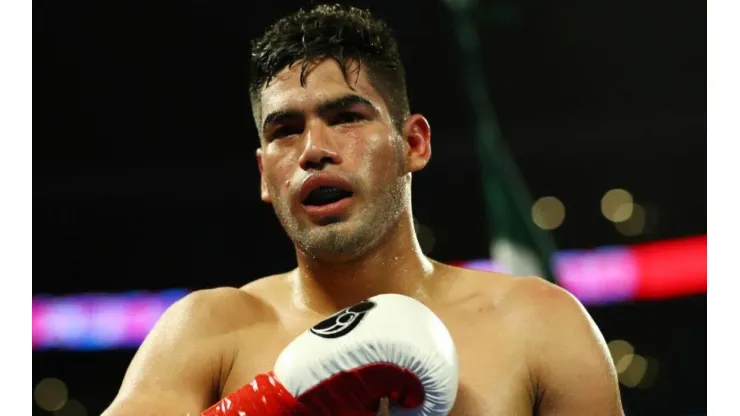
(310, 300, 376, 339)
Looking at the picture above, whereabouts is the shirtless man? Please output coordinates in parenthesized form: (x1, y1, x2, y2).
(103, 4, 624, 415)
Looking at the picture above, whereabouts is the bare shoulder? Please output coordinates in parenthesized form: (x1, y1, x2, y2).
(478, 272, 600, 341)
(434, 262, 530, 308)
(498, 275, 589, 322)
(434, 264, 622, 414)
(125, 285, 272, 374)
(240, 271, 294, 309)
(164, 286, 272, 333)
(441, 263, 584, 317)
(496, 274, 611, 354)
(438, 263, 598, 344)
(103, 287, 275, 415)
(493, 275, 622, 414)
(169, 271, 292, 329)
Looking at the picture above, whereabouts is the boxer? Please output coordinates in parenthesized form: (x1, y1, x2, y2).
(103, 4, 624, 415)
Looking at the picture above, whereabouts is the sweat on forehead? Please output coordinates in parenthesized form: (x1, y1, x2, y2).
(258, 60, 387, 123)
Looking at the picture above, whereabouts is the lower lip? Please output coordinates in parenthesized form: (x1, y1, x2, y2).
(302, 196, 353, 219)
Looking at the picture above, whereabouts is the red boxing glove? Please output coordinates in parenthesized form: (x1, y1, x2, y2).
(201, 372, 301, 415)
(202, 294, 459, 415)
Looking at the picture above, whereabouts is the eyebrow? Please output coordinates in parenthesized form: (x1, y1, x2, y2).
(261, 93, 377, 134)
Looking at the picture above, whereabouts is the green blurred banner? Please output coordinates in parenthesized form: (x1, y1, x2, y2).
(444, 1, 557, 281)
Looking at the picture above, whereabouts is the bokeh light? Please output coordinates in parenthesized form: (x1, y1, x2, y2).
(608, 340, 660, 389)
(54, 399, 88, 416)
(615, 203, 647, 236)
(34, 378, 68, 411)
(619, 354, 649, 388)
(616, 353, 636, 374)
(601, 189, 634, 223)
(608, 339, 634, 362)
(532, 196, 566, 230)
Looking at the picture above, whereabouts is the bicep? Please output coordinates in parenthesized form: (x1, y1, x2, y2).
(103, 292, 227, 416)
(524, 283, 624, 415)
(535, 327, 623, 415)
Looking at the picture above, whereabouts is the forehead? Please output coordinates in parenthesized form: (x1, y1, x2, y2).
(259, 59, 387, 119)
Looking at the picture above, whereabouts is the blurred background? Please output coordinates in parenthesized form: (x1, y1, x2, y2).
(33, 0, 706, 415)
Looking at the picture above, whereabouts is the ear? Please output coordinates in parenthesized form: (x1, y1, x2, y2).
(256, 148, 272, 203)
(402, 114, 432, 173)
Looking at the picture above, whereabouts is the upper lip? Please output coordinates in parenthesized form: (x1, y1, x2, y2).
(299, 172, 354, 204)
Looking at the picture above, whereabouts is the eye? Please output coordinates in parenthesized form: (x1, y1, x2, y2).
(271, 125, 303, 139)
(332, 112, 365, 125)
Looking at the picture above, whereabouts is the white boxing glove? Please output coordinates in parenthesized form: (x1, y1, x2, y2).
(279, 293, 458, 415)
(202, 294, 459, 416)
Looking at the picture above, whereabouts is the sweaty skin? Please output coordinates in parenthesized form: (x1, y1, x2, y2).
(103, 60, 624, 416)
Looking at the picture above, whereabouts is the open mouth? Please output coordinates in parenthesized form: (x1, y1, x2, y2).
(302, 186, 354, 207)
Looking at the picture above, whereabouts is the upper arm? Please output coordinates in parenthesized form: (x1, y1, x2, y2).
(103, 288, 245, 416)
(517, 279, 624, 416)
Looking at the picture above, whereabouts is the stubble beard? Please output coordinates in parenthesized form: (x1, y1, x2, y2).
(273, 176, 408, 262)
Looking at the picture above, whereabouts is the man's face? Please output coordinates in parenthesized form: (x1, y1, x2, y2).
(256, 59, 411, 261)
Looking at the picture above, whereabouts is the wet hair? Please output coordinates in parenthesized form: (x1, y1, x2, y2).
(249, 3, 410, 133)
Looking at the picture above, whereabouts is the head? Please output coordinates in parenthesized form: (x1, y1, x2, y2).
(250, 4, 431, 262)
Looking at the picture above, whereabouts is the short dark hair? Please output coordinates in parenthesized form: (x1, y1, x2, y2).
(249, 4, 410, 134)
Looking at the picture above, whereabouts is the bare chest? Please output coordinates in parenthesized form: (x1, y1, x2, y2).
(221, 311, 534, 415)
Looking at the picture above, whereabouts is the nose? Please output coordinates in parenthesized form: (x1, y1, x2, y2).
(298, 120, 342, 171)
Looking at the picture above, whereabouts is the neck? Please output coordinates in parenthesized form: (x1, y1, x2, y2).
(290, 212, 434, 314)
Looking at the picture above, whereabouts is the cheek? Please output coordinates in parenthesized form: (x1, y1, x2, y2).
(336, 129, 364, 162)
(356, 134, 402, 185)
(263, 150, 298, 193)
(367, 135, 401, 170)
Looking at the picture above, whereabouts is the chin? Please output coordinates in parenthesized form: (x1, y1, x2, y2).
(295, 224, 376, 262)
